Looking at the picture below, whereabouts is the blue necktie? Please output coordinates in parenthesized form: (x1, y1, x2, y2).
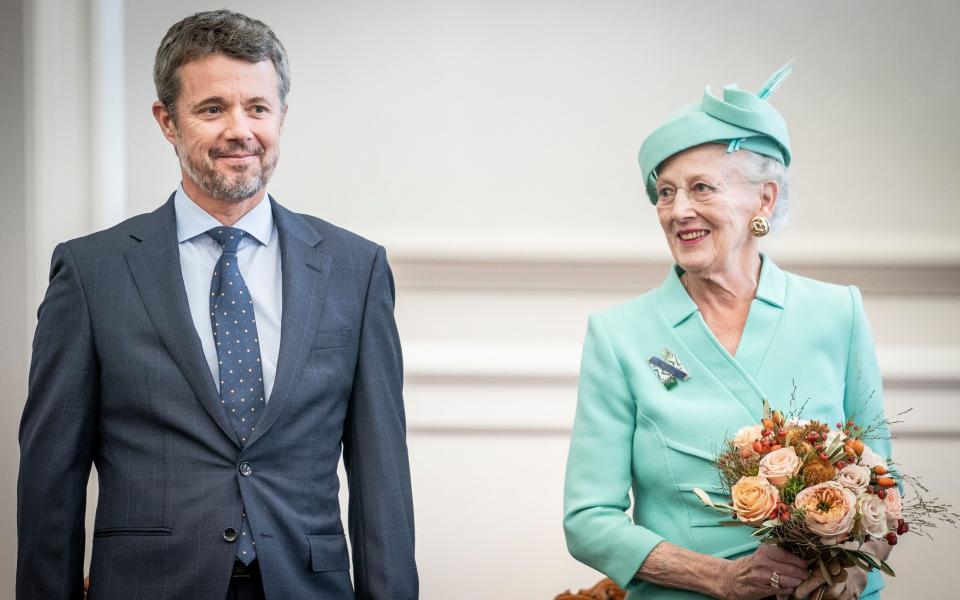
(208, 226, 264, 565)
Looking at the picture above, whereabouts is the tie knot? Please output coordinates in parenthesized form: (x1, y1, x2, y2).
(207, 227, 246, 253)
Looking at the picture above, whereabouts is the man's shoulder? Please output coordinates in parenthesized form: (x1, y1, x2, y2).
(298, 213, 376, 247)
(275, 203, 383, 261)
(60, 203, 173, 261)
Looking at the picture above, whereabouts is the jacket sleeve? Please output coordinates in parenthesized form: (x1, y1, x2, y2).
(564, 314, 664, 591)
(18, 242, 99, 600)
(842, 285, 892, 461)
(342, 245, 418, 600)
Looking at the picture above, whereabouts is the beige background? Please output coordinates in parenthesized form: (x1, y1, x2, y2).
(3, 0, 958, 597)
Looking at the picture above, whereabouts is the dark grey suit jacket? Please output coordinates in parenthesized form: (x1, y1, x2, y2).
(17, 197, 418, 599)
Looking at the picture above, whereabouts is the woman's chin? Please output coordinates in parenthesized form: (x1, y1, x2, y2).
(672, 247, 716, 274)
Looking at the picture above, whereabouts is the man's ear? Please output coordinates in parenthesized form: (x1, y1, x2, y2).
(152, 101, 179, 146)
(279, 102, 288, 133)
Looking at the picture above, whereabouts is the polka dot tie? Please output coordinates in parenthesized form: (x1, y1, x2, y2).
(208, 226, 262, 565)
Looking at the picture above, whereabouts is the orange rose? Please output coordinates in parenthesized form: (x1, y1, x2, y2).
(731, 476, 780, 526)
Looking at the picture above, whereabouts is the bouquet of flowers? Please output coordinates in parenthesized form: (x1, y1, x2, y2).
(694, 399, 957, 599)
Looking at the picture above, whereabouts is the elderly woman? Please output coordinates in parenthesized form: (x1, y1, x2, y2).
(563, 67, 893, 600)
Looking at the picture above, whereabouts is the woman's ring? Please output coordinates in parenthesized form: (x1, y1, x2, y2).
(769, 571, 781, 588)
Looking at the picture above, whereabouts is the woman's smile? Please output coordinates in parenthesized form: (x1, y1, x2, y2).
(677, 229, 710, 244)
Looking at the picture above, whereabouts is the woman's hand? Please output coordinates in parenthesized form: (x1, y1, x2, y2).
(794, 566, 867, 600)
(720, 544, 810, 600)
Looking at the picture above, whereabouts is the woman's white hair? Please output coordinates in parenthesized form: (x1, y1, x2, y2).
(736, 150, 790, 231)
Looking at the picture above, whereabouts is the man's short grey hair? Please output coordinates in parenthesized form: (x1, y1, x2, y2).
(737, 150, 790, 231)
(154, 9, 290, 117)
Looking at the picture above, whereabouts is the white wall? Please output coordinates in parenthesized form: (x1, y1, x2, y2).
(8, 1, 959, 598)
(0, 0, 28, 592)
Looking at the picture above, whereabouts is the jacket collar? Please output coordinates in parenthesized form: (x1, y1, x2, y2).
(659, 253, 786, 327)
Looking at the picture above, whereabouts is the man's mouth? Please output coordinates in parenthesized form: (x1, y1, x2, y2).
(211, 147, 263, 160)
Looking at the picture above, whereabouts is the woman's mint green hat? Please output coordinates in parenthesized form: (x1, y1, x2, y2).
(639, 62, 794, 204)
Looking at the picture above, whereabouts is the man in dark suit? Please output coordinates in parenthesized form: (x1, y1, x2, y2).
(17, 10, 417, 600)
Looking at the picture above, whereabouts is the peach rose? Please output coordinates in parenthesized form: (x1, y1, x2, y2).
(883, 488, 903, 529)
(856, 493, 888, 538)
(731, 476, 780, 526)
(733, 425, 764, 457)
(759, 446, 801, 487)
(837, 464, 871, 493)
(794, 481, 857, 544)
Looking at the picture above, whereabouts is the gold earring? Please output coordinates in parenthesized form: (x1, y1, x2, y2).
(749, 216, 770, 237)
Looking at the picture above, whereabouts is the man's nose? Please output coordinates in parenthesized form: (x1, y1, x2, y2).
(223, 108, 253, 142)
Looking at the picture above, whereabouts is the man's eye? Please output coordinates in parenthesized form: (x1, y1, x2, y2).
(204, 107, 222, 115)
(692, 182, 716, 193)
(657, 188, 675, 200)
(251, 105, 267, 113)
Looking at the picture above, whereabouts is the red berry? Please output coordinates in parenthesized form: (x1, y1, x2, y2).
(854, 425, 860, 431)
(836, 422, 843, 428)
(897, 523, 908, 535)
(902, 522, 909, 533)
(885, 532, 898, 545)
(877, 489, 887, 499)
(819, 452, 829, 461)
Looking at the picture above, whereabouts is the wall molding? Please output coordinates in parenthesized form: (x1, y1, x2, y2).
(403, 341, 960, 385)
(376, 229, 960, 295)
(392, 255, 960, 295)
(402, 341, 960, 435)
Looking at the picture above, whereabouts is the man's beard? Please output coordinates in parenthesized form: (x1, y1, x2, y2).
(177, 137, 279, 202)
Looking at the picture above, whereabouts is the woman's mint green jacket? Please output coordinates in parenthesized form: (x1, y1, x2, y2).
(563, 256, 890, 599)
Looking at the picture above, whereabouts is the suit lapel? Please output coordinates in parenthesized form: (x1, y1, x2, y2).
(245, 199, 330, 447)
(125, 197, 240, 446)
(656, 264, 765, 422)
(734, 256, 787, 378)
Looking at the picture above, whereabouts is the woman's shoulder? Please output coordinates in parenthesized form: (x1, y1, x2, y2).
(589, 286, 666, 333)
(781, 268, 861, 313)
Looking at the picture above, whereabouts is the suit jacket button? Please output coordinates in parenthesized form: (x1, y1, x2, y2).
(239, 462, 253, 477)
(223, 527, 238, 542)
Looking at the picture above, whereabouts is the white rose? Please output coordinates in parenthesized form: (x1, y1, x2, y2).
(856, 493, 888, 539)
(759, 446, 801, 487)
(733, 425, 764, 457)
(858, 445, 886, 470)
(824, 429, 845, 450)
(837, 465, 872, 493)
(884, 488, 903, 529)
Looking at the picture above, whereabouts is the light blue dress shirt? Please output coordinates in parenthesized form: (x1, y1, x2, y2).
(174, 185, 282, 402)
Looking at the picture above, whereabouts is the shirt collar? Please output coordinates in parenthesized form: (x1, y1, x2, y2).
(174, 183, 275, 246)
(658, 253, 786, 327)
